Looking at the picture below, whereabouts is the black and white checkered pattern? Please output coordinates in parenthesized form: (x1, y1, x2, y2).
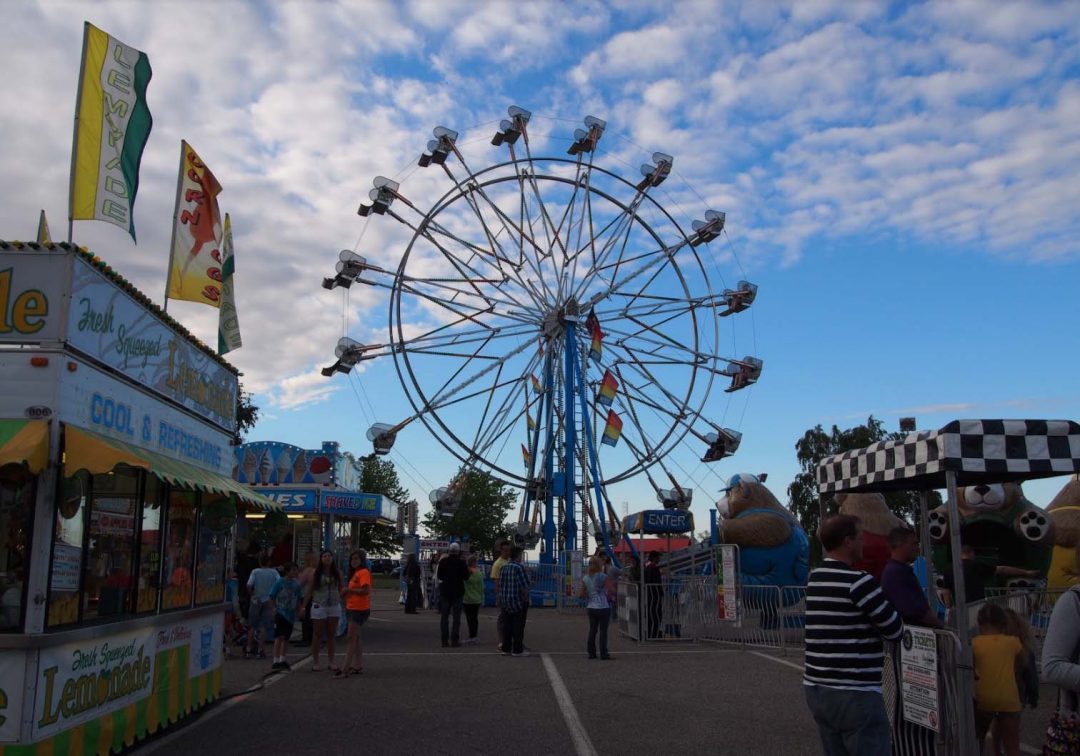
(817, 419, 1080, 494)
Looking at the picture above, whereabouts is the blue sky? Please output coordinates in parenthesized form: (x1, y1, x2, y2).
(3, 1, 1078, 534)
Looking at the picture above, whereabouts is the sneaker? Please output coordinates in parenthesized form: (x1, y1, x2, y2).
(256, 650, 267, 659)
(441, 641, 449, 648)
(600, 655, 615, 661)
(281, 660, 292, 670)
(511, 650, 531, 657)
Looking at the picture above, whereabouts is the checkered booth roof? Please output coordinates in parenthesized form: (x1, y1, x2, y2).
(817, 419, 1080, 494)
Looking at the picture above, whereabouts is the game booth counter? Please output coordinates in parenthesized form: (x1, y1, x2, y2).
(817, 419, 1080, 756)
(0, 241, 282, 754)
(232, 440, 402, 570)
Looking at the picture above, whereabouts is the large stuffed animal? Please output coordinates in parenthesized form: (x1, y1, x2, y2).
(717, 473, 809, 598)
(1045, 479, 1080, 592)
(927, 482, 1054, 587)
(835, 492, 904, 582)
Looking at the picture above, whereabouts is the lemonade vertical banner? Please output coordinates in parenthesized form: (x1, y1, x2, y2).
(166, 141, 223, 308)
(69, 22, 153, 242)
(217, 214, 242, 354)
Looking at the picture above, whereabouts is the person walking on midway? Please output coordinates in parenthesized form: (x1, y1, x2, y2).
(303, 550, 344, 672)
(268, 562, 302, 670)
(580, 555, 613, 660)
(437, 542, 469, 647)
(644, 551, 663, 639)
(804, 515, 903, 756)
(499, 546, 531, 657)
(463, 554, 484, 644)
(403, 554, 422, 614)
(338, 550, 371, 678)
(297, 552, 317, 646)
(491, 539, 511, 652)
(245, 554, 278, 659)
(1041, 557, 1080, 755)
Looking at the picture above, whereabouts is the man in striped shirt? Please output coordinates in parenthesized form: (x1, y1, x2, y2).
(804, 514, 903, 755)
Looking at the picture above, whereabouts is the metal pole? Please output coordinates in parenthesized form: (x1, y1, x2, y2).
(563, 321, 577, 552)
(945, 470, 977, 755)
(917, 492, 939, 611)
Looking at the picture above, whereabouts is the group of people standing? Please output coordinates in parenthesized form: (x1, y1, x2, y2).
(230, 549, 372, 679)
(803, 514, 1080, 756)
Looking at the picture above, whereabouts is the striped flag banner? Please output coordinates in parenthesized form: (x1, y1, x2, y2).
(601, 410, 623, 447)
(530, 374, 543, 394)
(525, 400, 537, 430)
(521, 443, 531, 468)
(167, 141, 223, 307)
(596, 369, 618, 407)
(70, 22, 153, 241)
(586, 308, 603, 363)
(217, 214, 242, 354)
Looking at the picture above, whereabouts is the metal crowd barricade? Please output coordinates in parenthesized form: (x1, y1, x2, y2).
(983, 585, 1066, 662)
(525, 561, 564, 608)
(698, 584, 786, 649)
(882, 628, 964, 756)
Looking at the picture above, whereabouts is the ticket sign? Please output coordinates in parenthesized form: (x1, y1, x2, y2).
(900, 625, 940, 732)
(716, 544, 739, 621)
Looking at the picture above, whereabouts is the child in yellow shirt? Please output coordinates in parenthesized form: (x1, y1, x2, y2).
(973, 603, 1023, 756)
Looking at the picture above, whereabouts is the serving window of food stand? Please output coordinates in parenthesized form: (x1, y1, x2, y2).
(47, 470, 238, 627)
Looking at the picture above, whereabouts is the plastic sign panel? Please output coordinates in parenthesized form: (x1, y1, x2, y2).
(716, 544, 739, 621)
(623, 509, 695, 534)
(900, 625, 940, 732)
(319, 491, 381, 518)
(59, 358, 233, 476)
(0, 651, 26, 742)
(0, 254, 61, 342)
(33, 626, 156, 739)
(252, 488, 318, 514)
(67, 258, 237, 432)
(235, 441, 339, 486)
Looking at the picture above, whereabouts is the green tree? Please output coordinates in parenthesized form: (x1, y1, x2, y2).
(354, 456, 409, 556)
(788, 416, 941, 564)
(234, 382, 259, 443)
(422, 467, 517, 558)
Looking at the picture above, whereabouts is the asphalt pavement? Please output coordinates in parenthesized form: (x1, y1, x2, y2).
(131, 589, 1060, 756)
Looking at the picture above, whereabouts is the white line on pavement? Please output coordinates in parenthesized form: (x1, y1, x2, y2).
(749, 651, 806, 672)
(541, 653, 599, 756)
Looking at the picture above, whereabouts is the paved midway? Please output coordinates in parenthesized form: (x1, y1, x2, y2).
(134, 587, 1057, 755)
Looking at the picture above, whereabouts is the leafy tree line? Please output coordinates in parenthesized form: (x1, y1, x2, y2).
(787, 415, 941, 564)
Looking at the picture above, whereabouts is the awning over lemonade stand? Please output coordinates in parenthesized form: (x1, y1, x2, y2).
(0, 419, 50, 474)
(63, 425, 282, 511)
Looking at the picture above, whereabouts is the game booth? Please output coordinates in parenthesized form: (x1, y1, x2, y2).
(817, 419, 1080, 756)
(232, 440, 401, 571)
(0, 241, 280, 754)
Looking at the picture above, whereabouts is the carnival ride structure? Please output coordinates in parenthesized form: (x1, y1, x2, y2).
(321, 107, 761, 566)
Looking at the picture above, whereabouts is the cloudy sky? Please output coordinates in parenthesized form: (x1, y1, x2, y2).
(4, 0, 1079, 535)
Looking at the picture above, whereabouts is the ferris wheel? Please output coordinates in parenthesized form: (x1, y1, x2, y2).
(321, 107, 761, 564)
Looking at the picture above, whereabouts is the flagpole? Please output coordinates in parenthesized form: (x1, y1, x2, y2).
(67, 22, 91, 245)
(163, 140, 186, 313)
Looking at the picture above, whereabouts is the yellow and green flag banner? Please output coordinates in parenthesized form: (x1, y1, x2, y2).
(37, 210, 53, 244)
(70, 22, 153, 241)
(217, 214, 242, 354)
(167, 141, 223, 307)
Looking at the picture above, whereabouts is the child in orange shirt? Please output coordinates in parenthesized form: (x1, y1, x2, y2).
(973, 603, 1023, 756)
(338, 550, 371, 678)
